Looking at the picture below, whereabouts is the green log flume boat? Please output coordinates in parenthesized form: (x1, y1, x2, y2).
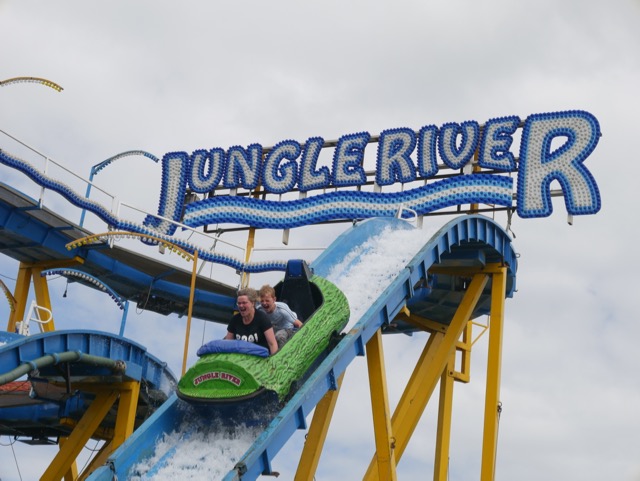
(177, 261, 350, 407)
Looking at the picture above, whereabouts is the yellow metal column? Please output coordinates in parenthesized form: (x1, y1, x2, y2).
(295, 373, 344, 480)
(364, 273, 489, 480)
(31, 267, 56, 332)
(181, 250, 198, 376)
(453, 320, 474, 383)
(241, 227, 256, 288)
(79, 381, 141, 480)
(111, 380, 140, 448)
(366, 329, 397, 481)
(480, 267, 507, 481)
(433, 351, 456, 481)
(240, 186, 263, 289)
(41, 390, 119, 481)
(59, 437, 79, 481)
(7, 262, 32, 332)
(7, 259, 81, 333)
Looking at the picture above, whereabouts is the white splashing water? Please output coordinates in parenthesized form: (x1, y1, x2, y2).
(128, 221, 435, 479)
(326, 223, 437, 328)
(129, 422, 261, 480)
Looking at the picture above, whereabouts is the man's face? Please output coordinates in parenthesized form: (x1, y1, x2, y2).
(237, 295, 254, 316)
(260, 294, 276, 313)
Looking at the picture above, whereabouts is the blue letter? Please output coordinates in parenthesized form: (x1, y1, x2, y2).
(517, 110, 601, 218)
(332, 132, 370, 186)
(262, 140, 301, 194)
(299, 137, 330, 192)
(143, 151, 189, 235)
(417, 125, 439, 178)
(223, 144, 263, 190)
(478, 116, 520, 171)
(438, 121, 480, 170)
(188, 148, 225, 193)
(376, 128, 417, 186)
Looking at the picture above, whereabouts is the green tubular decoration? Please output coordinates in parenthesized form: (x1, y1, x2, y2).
(177, 275, 350, 402)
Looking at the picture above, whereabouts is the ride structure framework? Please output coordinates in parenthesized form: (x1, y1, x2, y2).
(10, 108, 608, 478)
(1, 176, 517, 480)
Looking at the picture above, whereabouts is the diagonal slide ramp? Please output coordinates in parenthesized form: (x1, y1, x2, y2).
(87, 214, 517, 480)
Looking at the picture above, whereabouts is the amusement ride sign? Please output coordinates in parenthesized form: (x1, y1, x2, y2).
(0, 109, 601, 269)
(144, 109, 601, 235)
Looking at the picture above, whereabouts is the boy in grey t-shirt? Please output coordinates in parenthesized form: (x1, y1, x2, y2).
(257, 284, 303, 349)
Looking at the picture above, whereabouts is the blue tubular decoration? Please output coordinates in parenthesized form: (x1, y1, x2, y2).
(41, 268, 126, 310)
(0, 150, 122, 227)
(92, 150, 160, 175)
(183, 175, 513, 229)
(0, 140, 513, 274)
(0, 149, 287, 273)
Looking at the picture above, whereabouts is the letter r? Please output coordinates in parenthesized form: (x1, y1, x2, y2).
(517, 111, 601, 218)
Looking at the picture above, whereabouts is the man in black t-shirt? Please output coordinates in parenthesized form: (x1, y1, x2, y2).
(224, 287, 278, 355)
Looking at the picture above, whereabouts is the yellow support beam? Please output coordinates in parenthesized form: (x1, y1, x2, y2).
(41, 390, 119, 481)
(240, 186, 263, 289)
(112, 381, 140, 448)
(31, 267, 56, 332)
(6, 258, 82, 333)
(59, 437, 79, 481)
(452, 320, 473, 383)
(428, 264, 507, 276)
(394, 308, 447, 334)
(364, 272, 489, 480)
(366, 329, 397, 481)
(182, 249, 199, 376)
(295, 373, 344, 480)
(7, 263, 32, 332)
(78, 381, 141, 480)
(434, 352, 456, 481)
(40, 380, 141, 480)
(480, 267, 507, 481)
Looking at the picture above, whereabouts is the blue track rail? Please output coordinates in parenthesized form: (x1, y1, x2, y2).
(0, 329, 176, 439)
(87, 214, 517, 480)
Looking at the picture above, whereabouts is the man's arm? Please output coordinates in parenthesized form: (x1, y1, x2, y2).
(223, 331, 234, 340)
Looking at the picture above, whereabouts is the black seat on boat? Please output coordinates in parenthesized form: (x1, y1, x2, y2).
(276, 260, 320, 323)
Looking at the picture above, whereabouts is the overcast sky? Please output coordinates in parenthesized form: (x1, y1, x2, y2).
(1, 0, 640, 480)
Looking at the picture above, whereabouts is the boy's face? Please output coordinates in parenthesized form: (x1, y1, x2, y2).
(260, 294, 276, 313)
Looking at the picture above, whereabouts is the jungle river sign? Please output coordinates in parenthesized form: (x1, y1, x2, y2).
(0, 109, 601, 241)
(138, 109, 601, 236)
